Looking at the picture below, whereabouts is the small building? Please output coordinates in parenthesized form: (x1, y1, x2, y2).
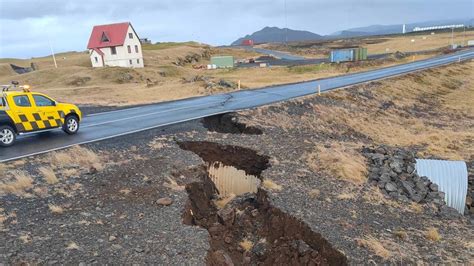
(87, 22, 144, 68)
(140, 38, 152, 44)
(241, 39, 254, 46)
(329, 47, 367, 63)
(210, 56, 234, 68)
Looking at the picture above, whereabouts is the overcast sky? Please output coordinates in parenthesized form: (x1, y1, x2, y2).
(0, 0, 473, 58)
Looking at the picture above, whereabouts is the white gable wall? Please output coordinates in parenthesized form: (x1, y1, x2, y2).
(89, 50, 104, 67)
(89, 25, 144, 68)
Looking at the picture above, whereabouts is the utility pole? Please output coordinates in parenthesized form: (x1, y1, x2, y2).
(48, 38, 58, 68)
(284, 0, 288, 46)
(463, 25, 466, 46)
(451, 27, 454, 47)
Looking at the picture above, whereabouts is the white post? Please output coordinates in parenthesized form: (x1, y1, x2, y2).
(238, 80, 241, 90)
(317, 85, 321, 96)
(48, 39, 58, 69)
(451, 27, 454, 47)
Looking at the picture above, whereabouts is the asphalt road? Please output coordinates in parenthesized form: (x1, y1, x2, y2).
(1, 49, 473, 162)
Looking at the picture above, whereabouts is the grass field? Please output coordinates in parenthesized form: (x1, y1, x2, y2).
(0, 36, 463, 106)
(258, 29, 474, 58)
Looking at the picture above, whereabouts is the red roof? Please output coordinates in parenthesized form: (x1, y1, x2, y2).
(87, 22, 132, 49)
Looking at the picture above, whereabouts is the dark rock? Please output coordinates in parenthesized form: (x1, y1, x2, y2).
(385, 182, 397, 192)
(156, 197, 173, 206)
(429, 183, 439, 192)
(218, 208, 235, 225)
(252, 242, 267, 257)
(379, 173, 391, 182)
(390, 160, 404, 174)
(209, 250, 234, 266)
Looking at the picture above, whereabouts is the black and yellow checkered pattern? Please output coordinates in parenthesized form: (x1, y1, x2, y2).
(14, 110, 65, 132)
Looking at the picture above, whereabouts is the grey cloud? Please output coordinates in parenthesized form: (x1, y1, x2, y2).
(0, 0, 472, 58)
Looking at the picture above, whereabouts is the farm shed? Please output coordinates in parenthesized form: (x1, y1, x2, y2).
(211, 56, 235, 68)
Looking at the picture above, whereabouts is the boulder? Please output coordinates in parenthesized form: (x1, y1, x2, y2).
(385, 182, 398, 192)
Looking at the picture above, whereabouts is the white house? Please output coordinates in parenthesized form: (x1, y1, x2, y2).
(87, 22, 144, 68)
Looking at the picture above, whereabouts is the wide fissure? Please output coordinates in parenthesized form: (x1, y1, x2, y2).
(179, 141, 347, 265)
(202, 114, 263, 135)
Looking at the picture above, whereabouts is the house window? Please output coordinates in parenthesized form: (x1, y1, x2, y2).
(111, 47, 117, 55)
(101, 32, 109, 42)
(135, 45, 139, 53)
(94, 57, 98, 63)
(127, 45, 131, 53)
(129, 33, 133, 39)
(129, 59, 133, 65)
(137, 59, 140, 64)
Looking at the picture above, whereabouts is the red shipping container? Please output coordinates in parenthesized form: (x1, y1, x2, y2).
(241, 39, 254, 46)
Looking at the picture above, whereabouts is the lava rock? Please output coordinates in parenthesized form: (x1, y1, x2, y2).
(156, 197, 173, 206)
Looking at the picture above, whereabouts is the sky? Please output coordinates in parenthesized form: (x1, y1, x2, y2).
(0, 0, 473, 58)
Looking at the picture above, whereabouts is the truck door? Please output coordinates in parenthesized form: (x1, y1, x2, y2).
(32, 94, 62, 129)
(10, 94, 37, 132)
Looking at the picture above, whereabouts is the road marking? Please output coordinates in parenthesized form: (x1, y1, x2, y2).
(86, 106, 143, 117)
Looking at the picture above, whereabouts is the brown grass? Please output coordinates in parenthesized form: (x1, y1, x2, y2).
(393, 229, 408, 240)
(425, 227, 441, 242)
(66, 241, 80, 250)
(409, 202, 423, 214)
(214, 194, 236, 209)
(39, 167, 58, 184)
(336, 192, 356, 200)
(48, 204, 64, 214)
(163, 177, 185, 191)
(357, 236, 391, 259)
(49, 146, 104, 171)
(262, 179, 283, 191)
(239, 238, 254, 252)
(306, 143, 367, 184)
(308, 189, 320, 199)
(362, 186, 401, 208)
(19, 234, 32, 244)
(0, 171, 34, 196)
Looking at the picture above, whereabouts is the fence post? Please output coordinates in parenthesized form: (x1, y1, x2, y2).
(317, 85, 321, 96)
(238, 80, 241, 90)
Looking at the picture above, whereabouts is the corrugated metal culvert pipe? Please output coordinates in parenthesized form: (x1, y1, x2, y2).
(416, 159, 468, 214)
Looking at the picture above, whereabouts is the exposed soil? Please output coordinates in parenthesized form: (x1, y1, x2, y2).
(179, 141, 347, 265)
(202, 114, 263, 135)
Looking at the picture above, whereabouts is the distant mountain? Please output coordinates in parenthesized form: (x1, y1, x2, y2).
(231, 26, 322, 45)
(330, 18, 474, 38)
(232, 18, 474, 45)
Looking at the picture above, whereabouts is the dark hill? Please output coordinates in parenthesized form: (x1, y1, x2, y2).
(231, 26, 322, 45)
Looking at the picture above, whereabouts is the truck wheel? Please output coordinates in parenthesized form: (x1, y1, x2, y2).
(63, 115, 80, 135)
(0, 125, 16, 147)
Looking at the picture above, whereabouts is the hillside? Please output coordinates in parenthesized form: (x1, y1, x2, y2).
(231, 26, 322, 45)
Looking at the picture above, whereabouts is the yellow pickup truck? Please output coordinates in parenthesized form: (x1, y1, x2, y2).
(0, 82, 82, 147)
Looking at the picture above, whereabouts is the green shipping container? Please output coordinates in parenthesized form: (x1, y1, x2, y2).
(211, 56, 234, 68)
(351, 48, 368, 61)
